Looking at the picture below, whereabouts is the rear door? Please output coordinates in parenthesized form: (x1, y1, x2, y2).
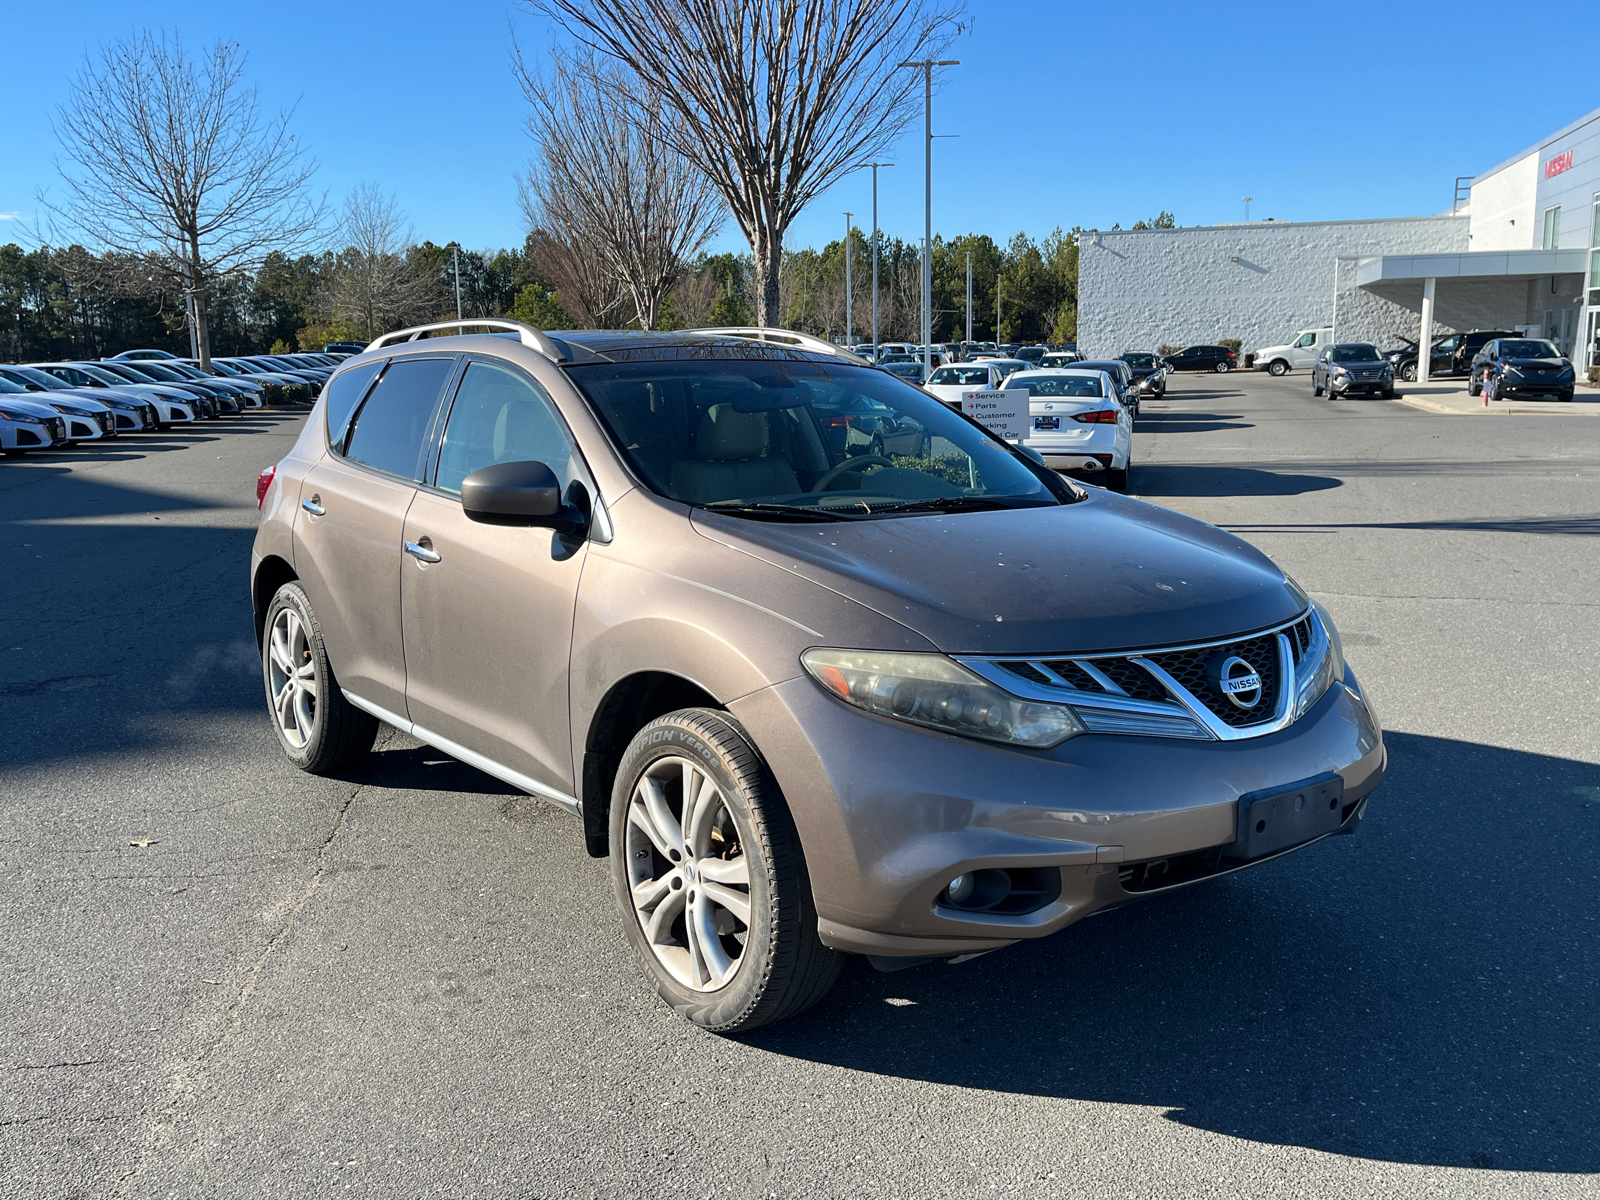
(400, 357, 592, 800)
(293, 355, 456, 717)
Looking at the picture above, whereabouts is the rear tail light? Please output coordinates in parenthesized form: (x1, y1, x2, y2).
(257, 464, 277, 509)
(1072, 409, 1119, 424)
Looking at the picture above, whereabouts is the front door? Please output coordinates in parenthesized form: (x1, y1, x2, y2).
(293, 355, 458, 716)
(401, 358, 591, 798)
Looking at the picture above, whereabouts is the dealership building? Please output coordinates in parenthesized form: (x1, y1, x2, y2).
(1078, 106, 1600, 372)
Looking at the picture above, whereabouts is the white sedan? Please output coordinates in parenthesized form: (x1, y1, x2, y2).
(922, 360, 1030, 406)
(1008, 369, 1134, 492)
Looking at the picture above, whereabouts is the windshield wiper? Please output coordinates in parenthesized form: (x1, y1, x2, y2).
(700, 501, 854, 522)
(865, 495, 1048, 515)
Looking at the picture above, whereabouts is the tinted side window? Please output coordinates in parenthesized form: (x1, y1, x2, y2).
(434, 361, 578, 495)
(323, 360, 385, 449)
(343, 357, 455, 481)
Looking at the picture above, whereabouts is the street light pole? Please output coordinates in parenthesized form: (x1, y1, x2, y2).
(867, 162, 893, 356)
(452, 244, 463, 320)
(843, 211, 853, 348)
(899, 58, 959, 376)
(996, 272, 1002, 346)
(1243, 195, 1253, 223)
(965, 251, 972, 348)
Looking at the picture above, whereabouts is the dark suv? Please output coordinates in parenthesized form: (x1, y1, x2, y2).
(1118, 352, 1166, 399)
(1387, 330, 1513, 382)
(1165, 345, 1236, 373)
(1468, 337, 1575, 402)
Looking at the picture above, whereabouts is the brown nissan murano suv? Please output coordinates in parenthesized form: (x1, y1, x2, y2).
(252, 321, 1385, 1031)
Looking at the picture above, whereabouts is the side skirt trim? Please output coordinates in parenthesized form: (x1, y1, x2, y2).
(341, 689, 581, 818)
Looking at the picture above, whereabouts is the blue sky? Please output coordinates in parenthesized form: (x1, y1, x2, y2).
(3, 0, 1593, 258)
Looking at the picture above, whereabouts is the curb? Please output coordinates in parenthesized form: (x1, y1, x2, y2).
(1390, 393, 1600, 417)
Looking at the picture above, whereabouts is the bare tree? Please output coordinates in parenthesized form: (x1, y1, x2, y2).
(46, 31, 322, 366)
(331, 185, 437, 339)
(529, 0, 964, 328)
(521, 225, 628, 328)
(517, 50, 724, 330)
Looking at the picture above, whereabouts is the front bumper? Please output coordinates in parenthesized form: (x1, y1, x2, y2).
(1329, 374, 1392, 395)
(729, 665, 1384, 958)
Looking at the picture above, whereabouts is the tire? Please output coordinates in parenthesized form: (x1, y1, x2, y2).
(1312, 375, 1324, 397)
(1215, 361, 1231, 373)
(1400, 363, 1418, 383)
(1268, 359, 1289, 377)
(2, 448, 27, 459)
(262, 581, 378, 774)
(1560, 390, 1574, 403)
(609, 708, 842, 1032)
(1381, 387, 1395, 400)
(1105, 465, 1129, 492)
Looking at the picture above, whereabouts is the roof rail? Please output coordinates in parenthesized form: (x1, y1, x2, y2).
(366, 319, 566, 363)
(688, 326, 871, 365)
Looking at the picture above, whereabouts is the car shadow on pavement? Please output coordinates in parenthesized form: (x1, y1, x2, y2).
(748, 732, 1600, 1175)
(1135, 410, 1254, 434)
(1134, 464, 1342, 497)
(354, 743, 523, 797)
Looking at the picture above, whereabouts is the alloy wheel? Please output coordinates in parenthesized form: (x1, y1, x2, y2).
(624, 755, 752, 992)
(267, 607, 318, 749)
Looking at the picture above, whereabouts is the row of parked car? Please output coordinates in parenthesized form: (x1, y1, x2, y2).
(0, 347, 363, 456)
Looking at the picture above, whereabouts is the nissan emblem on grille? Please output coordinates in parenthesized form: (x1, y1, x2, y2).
(1211, 654, 1263, 710)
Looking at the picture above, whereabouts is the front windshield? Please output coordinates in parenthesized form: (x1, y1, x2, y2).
(1499, 339, 1560, 358)
(73, 364, 125, 385)
(1010, 374, 1104, 398)
(1329, 344, 1381, 363)
(928, 366, 992, 386)
(0, 376, 27, 394)
(1120, 353, 1155, 368)
(102, 364, 156, 382)
(569, 358, 1069, 517)
(5, 366, 69, 389)
(128, 362, 184, 381)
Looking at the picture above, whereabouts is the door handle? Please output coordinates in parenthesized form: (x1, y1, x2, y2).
(301, 495, 325, 516)
(404, 539, 441, 564)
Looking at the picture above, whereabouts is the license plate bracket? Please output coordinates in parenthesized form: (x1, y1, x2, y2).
(1034, 415, 1060, 430)
(1228, 772, 1343, 860)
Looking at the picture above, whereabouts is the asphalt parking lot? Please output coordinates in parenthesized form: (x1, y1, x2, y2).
(3, 373, 1597, 1199)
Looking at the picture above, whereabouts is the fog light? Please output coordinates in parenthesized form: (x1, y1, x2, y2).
(943, 869, 1011, 910)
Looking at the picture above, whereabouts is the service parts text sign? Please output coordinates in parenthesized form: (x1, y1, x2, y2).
(960, 389, 1028, 441)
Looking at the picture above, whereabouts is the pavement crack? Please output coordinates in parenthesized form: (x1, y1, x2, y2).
(115, 731, 391, 1197)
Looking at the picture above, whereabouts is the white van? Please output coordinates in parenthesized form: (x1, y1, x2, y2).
(1254, 328, 1334, 376)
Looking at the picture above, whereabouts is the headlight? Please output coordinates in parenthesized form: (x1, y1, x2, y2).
(1331, 366, 1348, 377)
(802, 649, 1086, 749)
(1293, 602, 1346, 720)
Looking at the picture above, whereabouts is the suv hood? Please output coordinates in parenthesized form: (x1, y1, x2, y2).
(691, 492, 1303, 655)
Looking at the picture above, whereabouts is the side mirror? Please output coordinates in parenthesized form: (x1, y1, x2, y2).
(460, 460, 587, 533)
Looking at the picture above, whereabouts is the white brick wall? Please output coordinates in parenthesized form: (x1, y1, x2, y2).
(1078, 216, 1468, 357)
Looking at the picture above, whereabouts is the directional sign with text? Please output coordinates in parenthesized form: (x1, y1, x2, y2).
(960, 389, 1029, 441)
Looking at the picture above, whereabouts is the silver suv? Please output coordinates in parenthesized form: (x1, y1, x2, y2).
(252, 321, 1385, 1031)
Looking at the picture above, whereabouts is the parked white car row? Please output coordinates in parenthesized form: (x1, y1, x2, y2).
(0, 348, 352, 457)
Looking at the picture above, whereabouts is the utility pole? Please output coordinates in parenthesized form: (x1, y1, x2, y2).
(843, 211, 853, 348)
(453, 244, 463, 320)
(868, 162, 893, 356)
(899, 57, 959, 376)
(965, 251, 972, 349)
(1243, 195, 1253, 223)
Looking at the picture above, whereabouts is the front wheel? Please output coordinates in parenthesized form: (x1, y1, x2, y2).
(262, 581, 378, 773)
(1312, 376, 1324, 397)
(610, 709, 841, 1032)
(1268, 359, 1288, 377)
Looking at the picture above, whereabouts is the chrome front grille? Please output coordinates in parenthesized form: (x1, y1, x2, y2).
(960, 611, 1322, 743)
